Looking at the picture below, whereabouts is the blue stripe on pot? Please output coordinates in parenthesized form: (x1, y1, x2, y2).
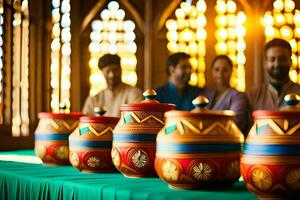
(156, 143, 242, 153)
(35, 133, 69, 141)
(113, 133, 157, 142)
(69, 140, 112, 148)
(243, 144, 300, 156)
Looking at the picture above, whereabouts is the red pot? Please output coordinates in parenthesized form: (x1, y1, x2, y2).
(69, 108, 119, 172)
(241, 94, 300, 199)
(112, 89, 175, 177)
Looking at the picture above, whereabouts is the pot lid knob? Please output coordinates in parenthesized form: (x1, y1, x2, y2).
(192, 96, 209, 109)
(143, 89, 156, 99)
(59, 103, 68, 113)
(94, 106, 106, 116)
(142, 89, 159, 103)
(281, 93, 300, 111)
(283, 93, 300, 106)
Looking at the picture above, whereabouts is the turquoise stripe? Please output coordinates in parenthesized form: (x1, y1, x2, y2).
(79, 127, 89, 135)
(256, 124, 268, 135)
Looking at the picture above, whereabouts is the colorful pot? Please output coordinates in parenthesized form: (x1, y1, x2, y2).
(241, 94, 300, 199)
(34, 112, 82, 165)
(112, 89, 175, 177)
(69, 107, 119, 172)
(155, 96, 244, 189)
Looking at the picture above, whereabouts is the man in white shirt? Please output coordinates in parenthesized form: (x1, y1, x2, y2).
(82, 54, 143, 116)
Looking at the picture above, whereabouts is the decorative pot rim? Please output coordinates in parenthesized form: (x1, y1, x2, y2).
(120, 89, 175, 112)
(164, 110, 236, 118)
(79, 116, 120, 123)
(120, 103, 175, 112)
(38, 112, 83, 119)
(253, 110, 300, 118)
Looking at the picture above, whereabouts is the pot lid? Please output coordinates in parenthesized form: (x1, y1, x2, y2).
(80, 106, 119, 123)
(38, 103, 83, 119)
(120, 89, 175, 112)
(253, 93, 300, 118)
(165, 95, 235, 118)
(38, 112, 83, 119)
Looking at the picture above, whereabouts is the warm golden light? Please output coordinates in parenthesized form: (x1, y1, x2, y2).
(89, 1, 138, 96)
(166, 19, 177, 31)
(280, 25, 293, 40)
(50, 0, 71, 113)
(175, 8, 185, 19)
(265, 26, 277, 37)
(166, 0, 207, 87)
(273, 0, 284, 12)
(284, 0, 295, 13)
(11, 0, 30, 136)
(215, 42, 228, 54)
(215, 0, 246, 92)
(274, 13, 286, 26)
(215, 28, 228, 41)
(215, 0, 226, 14)
(215, 15, 227, 27)
(263, 0, 300, 84)
(264, 12, 274, 26)
(295, 11, 300, 25)
(196, 0, 207, 12)
(295, 27, 300, 38)
(226, 0, 236, 13)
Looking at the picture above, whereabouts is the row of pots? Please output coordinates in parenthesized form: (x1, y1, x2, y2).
(34, 90, 300, 199)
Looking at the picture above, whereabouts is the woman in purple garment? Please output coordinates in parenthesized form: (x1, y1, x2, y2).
(208, 55, 250, 135)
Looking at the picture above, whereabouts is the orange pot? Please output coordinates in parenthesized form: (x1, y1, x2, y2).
(112, 89, 175, 177)
(241, 94, 300, 199)
(69, 108, 119, 172)
(34, 112, 82, 165)
(155, 96, 244, 189)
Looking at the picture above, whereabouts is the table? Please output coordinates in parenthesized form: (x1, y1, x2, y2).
(0, 150, 257, 200)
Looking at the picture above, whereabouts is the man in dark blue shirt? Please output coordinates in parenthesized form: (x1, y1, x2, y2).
(155, 52, 211, 111)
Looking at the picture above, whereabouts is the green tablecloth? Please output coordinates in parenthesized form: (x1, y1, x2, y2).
(0, 150, 257, 200)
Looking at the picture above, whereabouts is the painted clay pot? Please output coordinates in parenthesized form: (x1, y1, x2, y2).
(155, 96, 244, 189)
(69, 107, 119, 172)
(112, 89, 175, 177)
(241, 94, 300, 199)
(34, 112, 82, 165)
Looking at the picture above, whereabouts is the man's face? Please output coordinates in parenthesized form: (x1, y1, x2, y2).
(101, 64, 121, 89)
(170, 58, 192, 85)
(265, 46, 291, 82)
